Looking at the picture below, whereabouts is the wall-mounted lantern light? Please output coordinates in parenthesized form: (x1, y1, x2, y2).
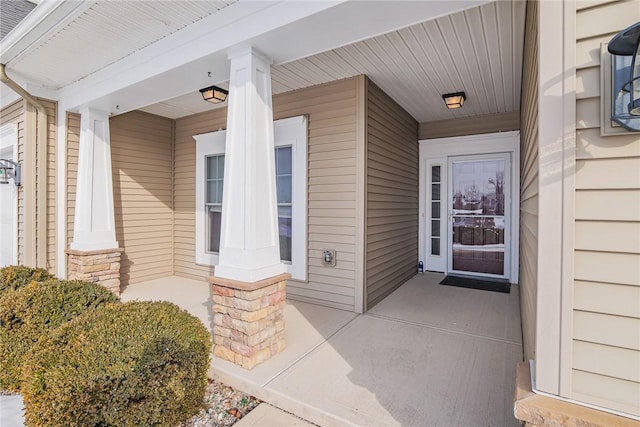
(199, 85, 228, 104)
(0, 159, 21, 186)
(442, 91, 466, 109)
(608, 21, 640, 131)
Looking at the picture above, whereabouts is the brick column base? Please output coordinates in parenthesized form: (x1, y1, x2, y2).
(66, 248, 124, 295)
(209, 273, 289, 370)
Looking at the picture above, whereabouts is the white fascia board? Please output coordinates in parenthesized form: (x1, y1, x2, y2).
(57, 1, 346, 113)
(0, 0, 95, 65)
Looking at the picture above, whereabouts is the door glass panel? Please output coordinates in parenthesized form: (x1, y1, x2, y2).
(430, 165, 442, 256)
(451, 159, 505, 275)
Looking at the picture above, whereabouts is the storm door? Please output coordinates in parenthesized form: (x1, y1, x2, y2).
(447, 154, 511, 279)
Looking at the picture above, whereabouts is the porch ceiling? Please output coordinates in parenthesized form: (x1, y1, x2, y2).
(2, 0, 237, 89)
(1, 0, 524, 125)
(141, 1, 526, 123)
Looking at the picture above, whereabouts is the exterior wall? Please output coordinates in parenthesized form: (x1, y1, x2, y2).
(519, 0, 538, 365)
(110, 111, 174, 287)
(365, 79, 418, 310)
(66, 113, 80, 274)
(0, 100, 24, 265)
(174, 77, 361, 311)
(418, 112, 520, 140)
(572, 1, 640, 417)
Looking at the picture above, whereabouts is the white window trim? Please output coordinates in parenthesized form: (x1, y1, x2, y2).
(194, 115, 308, 281)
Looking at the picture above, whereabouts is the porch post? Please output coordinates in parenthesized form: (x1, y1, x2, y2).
(67, 107, 122, 294)
(210, 47, 288, 369)
(215, 48, 284, 282)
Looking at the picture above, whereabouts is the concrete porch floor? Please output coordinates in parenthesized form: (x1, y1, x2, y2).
(122, 272, 523, 426)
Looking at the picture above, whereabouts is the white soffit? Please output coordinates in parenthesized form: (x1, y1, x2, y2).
(7, 0, 236, 89)
(142, 1, 525, 122)
(271, 0, 526, 122)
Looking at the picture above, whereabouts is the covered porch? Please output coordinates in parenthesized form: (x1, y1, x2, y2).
(122, 272, 522, 426)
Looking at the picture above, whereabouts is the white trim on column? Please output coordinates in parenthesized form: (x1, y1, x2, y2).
(535, 0, 576, 397)
(56, 103, 67, 278)
(214, 47, 284, 283)
(69, 107, 119, 251)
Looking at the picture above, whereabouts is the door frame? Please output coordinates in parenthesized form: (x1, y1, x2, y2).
(0, 124, 19, 267)
(418, 131, 520, 284)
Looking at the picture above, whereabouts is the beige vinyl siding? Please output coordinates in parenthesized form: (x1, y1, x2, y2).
(174, 108, 226, 282)
(174, 77, 360, 311)
(110, 111, 174, 287)
(572, 0, 640, 417)
(418, 112, 520, 140)
(66, 113, 80, 274)
(365, 79, 418, 310)
(0, 100, 25, 265)
(518, 0, 538, 364)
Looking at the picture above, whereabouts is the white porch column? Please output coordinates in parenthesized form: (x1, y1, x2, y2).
(214, 48, 284, 283)
(70, 107, 118, 251)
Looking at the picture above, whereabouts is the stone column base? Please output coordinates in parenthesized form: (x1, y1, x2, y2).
(66, 248, 124, 295)
(209, 273, 289, 370)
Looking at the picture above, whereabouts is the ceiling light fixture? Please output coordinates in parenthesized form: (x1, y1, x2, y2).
(442, 91, 466, 109)
(199, 85, 228, 104)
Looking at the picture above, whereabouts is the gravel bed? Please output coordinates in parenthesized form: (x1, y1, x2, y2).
(180, 379, 261, 427)
(1, 379, 259, 427)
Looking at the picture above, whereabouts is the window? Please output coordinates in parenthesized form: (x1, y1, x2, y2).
(205, 154, 224, 253)
(194, 116, 307, 280)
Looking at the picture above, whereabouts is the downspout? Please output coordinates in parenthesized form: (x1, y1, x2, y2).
(1, 64, 48, 269)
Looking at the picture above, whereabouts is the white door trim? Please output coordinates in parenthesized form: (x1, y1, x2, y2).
(418, 131, 520, 283)
(0, 124, 19, 267)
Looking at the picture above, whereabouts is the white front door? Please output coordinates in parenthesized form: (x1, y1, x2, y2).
(0, 124, 18, 267)
(447, 153, 511, 279)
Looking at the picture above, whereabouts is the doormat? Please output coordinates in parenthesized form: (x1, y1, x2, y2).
(439, 275, 510, 294)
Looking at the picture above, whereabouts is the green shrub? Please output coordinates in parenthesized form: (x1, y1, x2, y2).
(0, 265, 53, 297)
(22, 301, 212, 427)
(0, 279, 119, 392)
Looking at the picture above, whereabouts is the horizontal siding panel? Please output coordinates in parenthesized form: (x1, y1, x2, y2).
(418, 111, 520, 140)
(572, 370, 640, 417)
(573, 340, 640, 382)
(576, 1, 640, 40)
(575, 190, 640, 221)
(575, 280, 640, 319)
(575, 250, 640, 286)
(576, 128, 640, 160)
(575, 221, 640, 253)
(576, 97, 599, 129)
(574, 310, 640, 351)
(576, 68, 600, 100)
(289, 279, 355, 297)
(365, 79, 418, 310)
(111, 111, 173, 286)
(576, 158, 640, 189)
(286, 288, 354, 309)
